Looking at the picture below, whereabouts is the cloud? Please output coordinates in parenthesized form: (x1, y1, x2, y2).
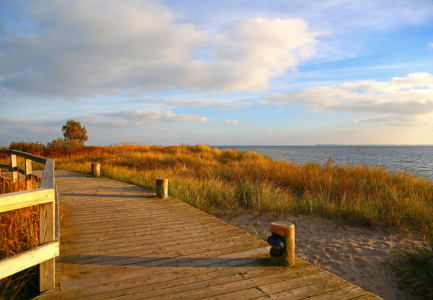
(429, 43, 433, 49)
(133, 98, 254, 109)
(0, 0, 320, 100)
(269, 73, 433, 125)
(103, 110, 211, 124)
(222, 120, 239, 125)
(357, 115, 432, 126)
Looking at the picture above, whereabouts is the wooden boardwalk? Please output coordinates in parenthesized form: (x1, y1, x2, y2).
(35, 170, 383, 300)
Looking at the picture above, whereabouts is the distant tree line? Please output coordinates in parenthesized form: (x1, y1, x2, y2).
(9, 120, 88, 152)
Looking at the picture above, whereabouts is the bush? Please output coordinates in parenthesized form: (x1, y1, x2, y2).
(47, 138, 85, 150)
(8, 141, 45, 153)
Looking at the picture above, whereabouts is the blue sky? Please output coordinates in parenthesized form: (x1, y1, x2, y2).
(1, 0, 432, 146)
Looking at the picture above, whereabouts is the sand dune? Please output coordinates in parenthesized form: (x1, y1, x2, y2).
(220, 211, 419, 300)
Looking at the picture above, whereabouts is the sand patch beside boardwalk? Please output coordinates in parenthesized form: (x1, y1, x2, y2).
(219, 211, 419, 300)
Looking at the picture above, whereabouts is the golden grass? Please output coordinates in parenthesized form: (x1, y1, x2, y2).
(20, 143, 431, 234)
(0, 176, 40, 300)
(1, 143, 432, 298)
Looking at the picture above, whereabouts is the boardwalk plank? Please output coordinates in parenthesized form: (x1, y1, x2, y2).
(32, 171, 383, 300)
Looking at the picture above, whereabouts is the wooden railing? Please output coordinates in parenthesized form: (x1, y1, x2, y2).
(0, 150, 59, 292)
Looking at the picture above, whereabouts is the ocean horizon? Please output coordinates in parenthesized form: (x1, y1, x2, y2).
(216, 145, 433, 182)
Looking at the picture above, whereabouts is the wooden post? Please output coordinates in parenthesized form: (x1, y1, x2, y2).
(269, 221, 295, 267)
(10, 154, 18, 183)
(25, 158, 32, 189)
(156, 178, 168, 199)
(39, 201, 55, 291)
(91, 163, 100, 177)
(39, 158, 56, 292)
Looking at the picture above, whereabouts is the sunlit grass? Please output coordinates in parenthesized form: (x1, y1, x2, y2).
(0, 175, 40, 300)
(1, 143, 432, 298)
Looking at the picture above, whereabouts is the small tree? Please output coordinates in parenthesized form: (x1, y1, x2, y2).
(62, 120, 88, 145)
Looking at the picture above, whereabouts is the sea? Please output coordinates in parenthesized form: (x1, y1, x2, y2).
(216, 146, 433, 182)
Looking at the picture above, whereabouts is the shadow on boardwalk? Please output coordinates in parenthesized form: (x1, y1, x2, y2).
(34, 170, 383, 300)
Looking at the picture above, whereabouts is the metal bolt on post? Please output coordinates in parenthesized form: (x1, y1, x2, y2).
(267, 221, 295, 267)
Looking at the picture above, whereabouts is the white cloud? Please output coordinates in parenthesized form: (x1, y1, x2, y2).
(357, 115, 432, 126)
(222, 120, 240, 125)
(429, 43, 433, 49)
(213, 17, 319, 90)
(133, 99, 254, 109)
(0, 0, 320, 100)
(104, 110, 211, 124)
(269, 73, 433, 125)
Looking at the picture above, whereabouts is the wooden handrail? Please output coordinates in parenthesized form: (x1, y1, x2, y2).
(0, 149, 48, 164)
(0, 164, 25, 175)
(0, 150, 58, 293)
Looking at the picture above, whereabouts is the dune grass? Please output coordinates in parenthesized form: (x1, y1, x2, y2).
(0, 176, 40, 300)
(1, 143, 432, 298)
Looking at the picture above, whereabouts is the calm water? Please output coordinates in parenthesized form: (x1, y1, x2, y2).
(216, 146, 433, 182)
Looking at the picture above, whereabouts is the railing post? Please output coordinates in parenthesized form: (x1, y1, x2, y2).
(25, 158, 32, 189)
(10, 154, 18, 182)
(39, 201, 55, 291)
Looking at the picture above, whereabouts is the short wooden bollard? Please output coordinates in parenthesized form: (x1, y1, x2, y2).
(156, 178, 168, 199)
(268, 221, 295, 267)
(91, 163, 100, 177)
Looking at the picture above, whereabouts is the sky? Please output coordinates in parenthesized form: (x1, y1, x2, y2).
(0, 0, 433, 146)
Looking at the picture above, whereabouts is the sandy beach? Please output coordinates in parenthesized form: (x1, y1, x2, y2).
(219, 211, 419, 300)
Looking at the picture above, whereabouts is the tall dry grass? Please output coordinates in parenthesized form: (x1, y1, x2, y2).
(43, 144, 433, 232)
(1, 143, 432, 298)
(0, 175, 40, 300)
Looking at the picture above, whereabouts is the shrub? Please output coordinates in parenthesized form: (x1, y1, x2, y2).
(47, 138, 84, 150)
(8, 141, 45, 153)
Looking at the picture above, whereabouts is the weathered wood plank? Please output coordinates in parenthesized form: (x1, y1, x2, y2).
(67, 227, 244, 252)
(40, 159, 55, 189)
(0, 149, 48, 164)
(57, 244, 270, 284)
(351, 294, 384, 300)
(62, 212, 217, 228)
(255, 277, 350, 299)
(0, 189, 55, 213)
(10, 153, 18, 182)
(62, 223, 227, 245)
(25, 158, 33, 189)
(68, 233, 257, 257)
(0, 242, 59, 280)
(307, 285, 368, 300)
(56, 257, 289, 299)
(59, 219, 228, 237)
(142, 268, 331, 300)
(0, 163, 11, 170)
(57, 248, 273, 294)
(58, 238, 264, 267)
(40, 201, 56, 291)
(31, 170, 383, 300)
(97, 264, 321, 300)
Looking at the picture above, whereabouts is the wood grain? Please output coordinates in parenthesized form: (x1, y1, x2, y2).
(0, 242, 59, 280)
(0, 189, 55, 213)
(39, 201, 56, 291)
(32, 170, 384, 300)
(0, 149, 48, 164)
